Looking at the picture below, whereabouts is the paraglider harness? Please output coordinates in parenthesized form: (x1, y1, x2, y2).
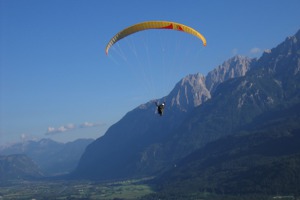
(155, 102, 165, 116)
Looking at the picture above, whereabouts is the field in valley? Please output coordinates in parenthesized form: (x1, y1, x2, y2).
(0, 179, 154, 200)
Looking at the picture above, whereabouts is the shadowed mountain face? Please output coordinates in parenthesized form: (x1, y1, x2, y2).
(74, 30, 299, 183)
(155, 99, 300, 196)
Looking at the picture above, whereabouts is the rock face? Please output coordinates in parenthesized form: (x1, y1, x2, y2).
(205, 55, 254, 93)
(169, 73, 210, 111)
(73, 53, 253, 180)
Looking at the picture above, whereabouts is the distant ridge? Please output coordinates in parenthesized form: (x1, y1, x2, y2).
(0, 154, 44, 183)
(0, 138, 94, 176)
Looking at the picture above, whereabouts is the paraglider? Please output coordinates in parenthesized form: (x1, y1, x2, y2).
(105, 21, 206, 117)
(105, 20, 206, 55)
(155, 102, 165, 116)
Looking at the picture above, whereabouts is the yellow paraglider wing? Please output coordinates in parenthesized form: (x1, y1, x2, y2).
(105, 21, 206, 55)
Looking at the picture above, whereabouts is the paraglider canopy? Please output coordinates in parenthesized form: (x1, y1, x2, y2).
(105, 20, 206, 55)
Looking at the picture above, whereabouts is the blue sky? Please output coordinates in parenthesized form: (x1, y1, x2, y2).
(1, 0, 300, 146)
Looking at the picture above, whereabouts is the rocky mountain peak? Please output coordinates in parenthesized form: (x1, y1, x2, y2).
(168, 73, 210, 111)
(205, 55, 254, 93)
(140, 56, 255, 113)
(255, 29, 300, 76)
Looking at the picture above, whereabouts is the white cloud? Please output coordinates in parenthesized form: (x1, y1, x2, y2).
(46, 123, 76, 135)
(45, 122, 106, 135)
(250, 47, 262, 54)
(80, 122, 95, 128)
(79, 122, 106, 128)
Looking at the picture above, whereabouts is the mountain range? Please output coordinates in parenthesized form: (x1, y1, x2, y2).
(72, 29, 300, 196)
(73, 54, 254, 180)
(0, 138, 94, 176)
